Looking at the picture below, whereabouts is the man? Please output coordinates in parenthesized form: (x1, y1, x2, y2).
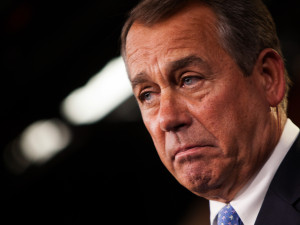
(121, 0, 300, 224)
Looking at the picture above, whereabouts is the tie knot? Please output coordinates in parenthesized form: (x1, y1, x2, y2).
(217, 204, 243, 225)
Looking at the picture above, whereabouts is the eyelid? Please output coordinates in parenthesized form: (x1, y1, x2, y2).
(137, 85, 156, 103)
(138, 90, 151, 101)
(133, 83, 151, 96)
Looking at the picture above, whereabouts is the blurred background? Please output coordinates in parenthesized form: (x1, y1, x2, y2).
(1, 0, 300, 224)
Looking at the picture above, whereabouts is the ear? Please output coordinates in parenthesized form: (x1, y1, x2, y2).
(254, 48, 286, 107)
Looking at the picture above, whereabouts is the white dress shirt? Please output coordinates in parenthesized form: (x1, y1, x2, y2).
(209, 119, 300, 225)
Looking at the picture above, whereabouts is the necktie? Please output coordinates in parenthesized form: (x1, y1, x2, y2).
(217, 204, 243, 225)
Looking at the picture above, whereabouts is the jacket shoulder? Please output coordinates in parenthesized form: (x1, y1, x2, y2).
(255, 135, 300, 225)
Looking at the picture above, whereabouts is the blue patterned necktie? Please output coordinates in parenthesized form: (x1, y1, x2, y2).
(217, 204, 243, 225)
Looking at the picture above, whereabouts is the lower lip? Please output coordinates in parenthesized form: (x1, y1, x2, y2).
(175, 146, 212, 159)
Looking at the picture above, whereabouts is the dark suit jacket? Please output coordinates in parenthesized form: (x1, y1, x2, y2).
(255, 134, 300, 224)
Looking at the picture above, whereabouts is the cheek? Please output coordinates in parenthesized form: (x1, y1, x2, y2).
(188, 84, 249, 154)
(142, 112, 178, 175)
(143, 114, 166, 156)
(195, 81, 265, 160)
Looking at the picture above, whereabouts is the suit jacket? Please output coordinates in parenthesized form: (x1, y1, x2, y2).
(255, 134, 300, 224)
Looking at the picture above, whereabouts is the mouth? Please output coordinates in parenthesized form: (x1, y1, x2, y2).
(174, 144, 214, 159)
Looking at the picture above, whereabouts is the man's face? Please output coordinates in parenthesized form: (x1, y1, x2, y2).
(125, 3, 272, 201)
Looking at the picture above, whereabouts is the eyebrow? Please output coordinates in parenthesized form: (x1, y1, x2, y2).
(130, 55, 210, 90)
(168, 55, 208, 74)
(130, 72, 149, 90)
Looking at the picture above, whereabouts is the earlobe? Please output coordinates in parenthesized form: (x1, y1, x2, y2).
(256, 48, 286, 107)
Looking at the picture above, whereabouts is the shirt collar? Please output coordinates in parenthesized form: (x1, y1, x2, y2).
(209, 119, 299, 225)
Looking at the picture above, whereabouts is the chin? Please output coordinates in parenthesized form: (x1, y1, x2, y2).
(176, 165, 222, 197)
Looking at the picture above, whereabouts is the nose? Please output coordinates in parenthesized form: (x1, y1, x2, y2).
(159, 90, 192, 132)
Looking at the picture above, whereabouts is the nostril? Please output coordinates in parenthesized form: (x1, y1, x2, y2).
(173, 123, 187, 132)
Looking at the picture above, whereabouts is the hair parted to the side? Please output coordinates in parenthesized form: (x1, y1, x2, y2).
(121, 0, 291, 112)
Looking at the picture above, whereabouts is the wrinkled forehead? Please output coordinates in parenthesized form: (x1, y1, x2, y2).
(125, 2, 219, 55)
(124, 3, 220, 76)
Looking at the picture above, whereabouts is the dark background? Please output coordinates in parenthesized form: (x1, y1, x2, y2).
(1, 0, 300, 224)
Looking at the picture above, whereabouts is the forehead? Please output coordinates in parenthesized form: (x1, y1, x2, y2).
(125, 3, 220, 74)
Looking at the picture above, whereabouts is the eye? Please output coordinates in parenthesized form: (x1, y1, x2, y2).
(139, 91, 153, 102)
(181, 76, 202, 87)
(183, 77, 193, 85)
